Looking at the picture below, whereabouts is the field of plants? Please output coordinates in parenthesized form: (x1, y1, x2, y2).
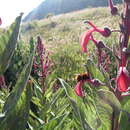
(0, 0, 130, 130)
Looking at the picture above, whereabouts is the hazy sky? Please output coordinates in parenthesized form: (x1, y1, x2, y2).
(0, 0, 43, 27)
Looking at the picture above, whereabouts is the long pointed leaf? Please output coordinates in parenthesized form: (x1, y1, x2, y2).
(0, 43, 35, 130)
(0, 14, 22, 74)
(59, 78, 93, 130)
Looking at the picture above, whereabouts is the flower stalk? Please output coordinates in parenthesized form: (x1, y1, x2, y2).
(33, 36, 52, 94)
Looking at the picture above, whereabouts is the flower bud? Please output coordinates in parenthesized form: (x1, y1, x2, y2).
(103, 27, 111, 37)
(97, 41, 106, 49)
(108, 0, 118, 15)
(111, 7, 118, 15)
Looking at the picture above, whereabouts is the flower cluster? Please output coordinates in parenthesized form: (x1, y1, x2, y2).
(33, 36, 52, 92)
(80, 21, 111, 53)
(74, 0, 130, 98)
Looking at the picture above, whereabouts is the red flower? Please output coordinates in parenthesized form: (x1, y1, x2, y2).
(85, 21, 111, 37)
(0, 18, 2, 26)
(74, 81, 85, 97)
(74, 78, 104, 97)
(80, 21, 111, 52)
(116, 67, 130, 92)
(80, 28, 95, 52)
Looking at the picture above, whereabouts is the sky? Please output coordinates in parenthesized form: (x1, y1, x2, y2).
(0, 0, 44, 27)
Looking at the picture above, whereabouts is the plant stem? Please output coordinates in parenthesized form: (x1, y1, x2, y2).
(111, 111, 120, 130)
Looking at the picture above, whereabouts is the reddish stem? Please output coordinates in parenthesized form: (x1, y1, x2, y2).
(108, 0, 114, 9)
(119, 2, 130, 67)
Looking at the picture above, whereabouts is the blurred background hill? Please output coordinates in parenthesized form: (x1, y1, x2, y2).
(23, 0, 122, 22)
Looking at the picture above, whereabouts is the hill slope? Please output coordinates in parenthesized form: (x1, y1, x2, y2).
(22, 5, 120, 51)
(24, 0, 121, 22)
(21, 5, 121, 85)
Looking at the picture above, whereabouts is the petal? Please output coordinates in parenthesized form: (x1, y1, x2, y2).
(0, 75, 5, 86)
(85, 21, 111, 37)
(0, 18, 2, 26)
(117, 68, 130, 92)
(80, 28, 95, 52)
(90, 35, 98, 45)
(74, 81, 84, 97)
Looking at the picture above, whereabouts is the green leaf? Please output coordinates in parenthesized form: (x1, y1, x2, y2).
(0, 44, 35, 130)
(2, 51, 34, 113)
(119, 99, 130, 130)
(0, 80, 33, 130)
(0, 14, 22, 74)
(41, 113, 70, 130)
(85, 59, 105, 82)
(59, 78, 93, 130)
(97, 89, 121, 115)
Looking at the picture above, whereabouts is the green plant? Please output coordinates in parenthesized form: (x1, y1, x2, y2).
(71, 0, 130, 129)
(0, 14, 36, 130)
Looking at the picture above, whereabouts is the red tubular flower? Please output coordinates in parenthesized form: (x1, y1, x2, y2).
(85, 21, 111, 37)
(0, 18, 2, 26)
(74, 73, 104, 97)
(116, 67, 130, 92)
(80, 28, 95, 52)
(74, 81, 85, 97)
(74, 79, 104, 97)
(80, 21, 111, 53)
(108, 0, 118, 15)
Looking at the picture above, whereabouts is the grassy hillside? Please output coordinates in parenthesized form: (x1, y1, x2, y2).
(22, 6, 121, 50)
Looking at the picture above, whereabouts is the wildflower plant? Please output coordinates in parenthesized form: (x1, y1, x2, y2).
(1, 0, 130, 130)
(32, 36, 52, 94)
(70, 0, 130, 129)
(0, 14, 36, 130)
(76, 0, 130, 97)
